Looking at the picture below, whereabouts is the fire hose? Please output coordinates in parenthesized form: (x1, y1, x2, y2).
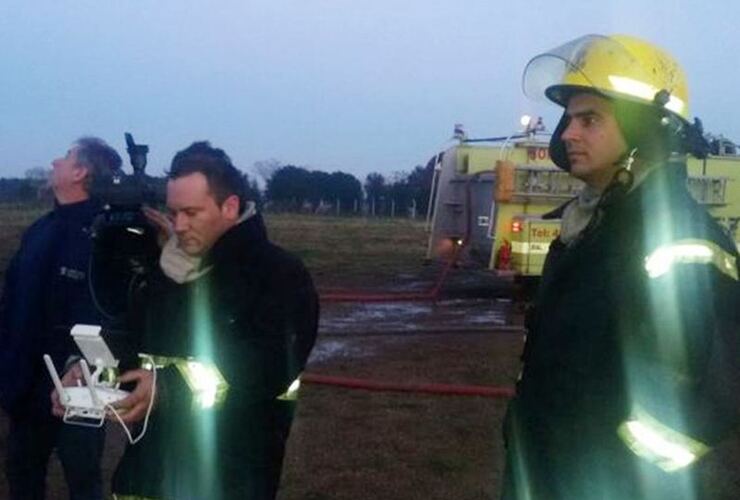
(302, 373, 514, 399)
(321, 171, 497, 303)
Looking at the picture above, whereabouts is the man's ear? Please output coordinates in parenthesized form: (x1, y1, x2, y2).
(73, 165, 89, 184)
(221, 194, 240, 221)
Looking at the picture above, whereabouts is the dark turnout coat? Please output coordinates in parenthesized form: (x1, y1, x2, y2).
(502, 165, 740, 499)
(0, 199, 103, 419)
(113, 213, 319, 499)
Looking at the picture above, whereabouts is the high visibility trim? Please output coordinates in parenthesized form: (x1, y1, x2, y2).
(277, 375, 302, 401)
(643, 239, 738, 280)
(608, 75, 686, 115)
(139, 354, 230, 409)
(511, 241, 552, 255)
(617, 409, 710, 472)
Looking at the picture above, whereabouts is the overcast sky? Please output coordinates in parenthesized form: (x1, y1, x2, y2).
(1, 0, 738, 181)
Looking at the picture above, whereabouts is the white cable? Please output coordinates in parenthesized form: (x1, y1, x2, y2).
(105, 355, 157, 445)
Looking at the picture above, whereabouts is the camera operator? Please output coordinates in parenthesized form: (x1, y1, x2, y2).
(0, 137, 121, 500)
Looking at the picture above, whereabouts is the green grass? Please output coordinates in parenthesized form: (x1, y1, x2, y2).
(265, 214, 429, 288)
(0, 207, 430, 289)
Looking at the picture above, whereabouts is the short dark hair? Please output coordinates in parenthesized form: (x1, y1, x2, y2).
(74, 137, 122, 191)
(168, 141, 246, 213)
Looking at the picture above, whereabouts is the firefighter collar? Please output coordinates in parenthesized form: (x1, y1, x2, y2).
(560, 184, 602, 245)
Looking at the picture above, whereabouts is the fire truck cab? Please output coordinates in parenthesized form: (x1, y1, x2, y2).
(425, 124, 740, 279)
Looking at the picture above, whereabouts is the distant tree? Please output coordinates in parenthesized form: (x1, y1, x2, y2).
(364, 172, 387, 216)
(265, 165, 313, 210)
(387, 171, 413, 216)
(242, 172, 262, 208)
(327, 171, 362, 212)
(263, 165, 363, 213)
(24, 166, 51, 201)
(25, 166, 49, 182)
(0, 178, 39, 202)
(252, 158, 282, 186)
(405, 161, 435, 214)
(364, 172, 386, 201)
(307, 170, 332, 207)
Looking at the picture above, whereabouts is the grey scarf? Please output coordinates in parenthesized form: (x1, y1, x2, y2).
(160, 202, 256, 284)
(559, 184, 602, 245)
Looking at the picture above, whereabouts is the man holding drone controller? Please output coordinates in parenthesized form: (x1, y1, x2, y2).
(55, 141, 319, 499)
(0, 137, 122, 500)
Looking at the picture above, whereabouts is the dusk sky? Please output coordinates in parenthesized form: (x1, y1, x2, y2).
(1, 1, 738, 181)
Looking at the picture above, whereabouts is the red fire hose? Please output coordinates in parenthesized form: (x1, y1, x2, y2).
(321, 170, 498, 304)
(302, 373, 514, 399)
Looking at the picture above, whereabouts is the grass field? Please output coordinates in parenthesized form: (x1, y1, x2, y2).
(1, 206, 739, 499)
(0, 207, 519, 499)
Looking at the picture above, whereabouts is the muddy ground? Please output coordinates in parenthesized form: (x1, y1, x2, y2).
(1, 210, 739, 499)
(0, 266, 526, 499)
(6, 294, 739, 499)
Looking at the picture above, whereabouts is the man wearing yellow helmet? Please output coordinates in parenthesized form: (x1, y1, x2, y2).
(501, 35, 740, 499)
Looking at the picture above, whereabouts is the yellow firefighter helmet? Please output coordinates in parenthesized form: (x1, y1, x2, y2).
(523, 34, 690, 122)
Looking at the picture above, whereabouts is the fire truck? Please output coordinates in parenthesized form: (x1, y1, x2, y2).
(424, 122, 740, 279)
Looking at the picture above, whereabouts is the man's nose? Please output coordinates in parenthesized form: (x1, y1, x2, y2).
(173, 213, 189, 232)
(561, 120, 580, 143)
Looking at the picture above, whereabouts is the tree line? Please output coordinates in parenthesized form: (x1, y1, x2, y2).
(1, 159, 435, 218)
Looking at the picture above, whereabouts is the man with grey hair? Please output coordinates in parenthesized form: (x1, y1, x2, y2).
(0, 137, 121, 500)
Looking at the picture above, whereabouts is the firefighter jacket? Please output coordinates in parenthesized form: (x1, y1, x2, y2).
(502, 163, 740, 500)
(112, 212, 319, 499)
(0, 199, 103, 419)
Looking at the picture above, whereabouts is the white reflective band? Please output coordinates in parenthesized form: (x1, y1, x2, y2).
(511, 241, 551, 255)
(277, 376, 302, 401)
(174, 359, 230, 409)
(608, 75, 686, 115)
(617, 410, 709, 472)
(644, 239, 738, 280)
(139, 354, 230, 409)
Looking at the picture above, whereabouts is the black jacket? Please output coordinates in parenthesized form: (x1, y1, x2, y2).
(113, 213, 319, 499)
(0, 199, 103, 419)
(503, 165, 740, 499)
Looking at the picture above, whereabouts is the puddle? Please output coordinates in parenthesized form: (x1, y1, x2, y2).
(319, 298, 512, 335)
(308, 339, 377, 363)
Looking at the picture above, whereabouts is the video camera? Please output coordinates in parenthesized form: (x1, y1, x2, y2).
(88, 133, 164, 325)
(92, 133, 164, 208)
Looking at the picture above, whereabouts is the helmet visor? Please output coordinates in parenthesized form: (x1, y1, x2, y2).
(522, 34, 688, 120)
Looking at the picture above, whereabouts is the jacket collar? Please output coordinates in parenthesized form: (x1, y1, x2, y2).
(53, 197, 101, 219)
(202, 211, 269, 269)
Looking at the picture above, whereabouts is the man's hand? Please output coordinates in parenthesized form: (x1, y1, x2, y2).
(50, 361, 84, 418)
(142, 205, 173, 248)
(110, 368, 157, 423)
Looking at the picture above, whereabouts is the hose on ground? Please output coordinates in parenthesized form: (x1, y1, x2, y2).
(302, 373, 514, 399)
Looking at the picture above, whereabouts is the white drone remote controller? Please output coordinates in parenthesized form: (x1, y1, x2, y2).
(44, 324, 130, 427)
